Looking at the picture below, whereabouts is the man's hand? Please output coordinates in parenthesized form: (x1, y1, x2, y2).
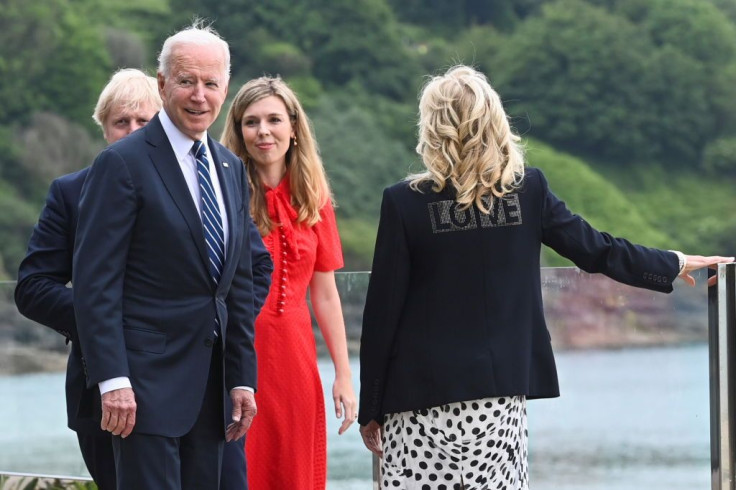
(101, 387, 136, 438)
(226, 389, 257, 442)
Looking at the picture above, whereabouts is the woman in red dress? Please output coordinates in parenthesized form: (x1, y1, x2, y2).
(220, 76, 357, 489)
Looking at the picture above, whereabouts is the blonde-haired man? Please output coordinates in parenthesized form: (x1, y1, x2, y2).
(93, 68, 161, 142)
(15, 68, 161, 489)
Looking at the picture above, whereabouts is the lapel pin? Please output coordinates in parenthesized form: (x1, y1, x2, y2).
(222, 161, 230, 168)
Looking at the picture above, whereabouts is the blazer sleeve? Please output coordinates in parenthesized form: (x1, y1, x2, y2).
(358, 187, 411, 425)
(224, 165, 266, 391)
(15, 179, 76, 342)
(537, 168, 679, 292)
(73, 149, 136, 387)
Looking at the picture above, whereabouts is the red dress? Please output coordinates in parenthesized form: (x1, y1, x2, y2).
(245, 177, 344, 489)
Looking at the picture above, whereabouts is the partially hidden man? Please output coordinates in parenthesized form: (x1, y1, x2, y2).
(15, 68, 162, 490)
(71, 23, 272, 490)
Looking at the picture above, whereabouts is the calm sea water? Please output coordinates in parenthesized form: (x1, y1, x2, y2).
(0, 344, 710, 489)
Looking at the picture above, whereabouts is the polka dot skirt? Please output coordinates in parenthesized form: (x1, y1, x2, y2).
(381, 396, 528, 490)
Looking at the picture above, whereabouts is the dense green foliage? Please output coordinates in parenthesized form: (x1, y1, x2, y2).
(1, 0, 735, 278)
(0, 0, 111, 130)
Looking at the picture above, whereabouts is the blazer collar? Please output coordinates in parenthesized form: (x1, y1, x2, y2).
(144, 115, 212, 279)
(144, 115, 241, 291)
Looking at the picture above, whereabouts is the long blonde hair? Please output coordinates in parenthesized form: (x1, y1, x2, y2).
(221, 76, 330, 236)
(409, 65, 525, 212)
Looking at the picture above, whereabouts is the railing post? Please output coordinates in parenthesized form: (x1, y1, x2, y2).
(710, 262, 736, 489)
(373, 453, 380, 489)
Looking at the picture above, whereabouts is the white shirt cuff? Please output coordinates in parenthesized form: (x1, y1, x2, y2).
(669, 250, 687, 275)
(231, 386, 254, 393)
(99, 377, 132, 395)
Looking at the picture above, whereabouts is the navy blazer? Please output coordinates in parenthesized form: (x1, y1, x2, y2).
(16, 139, 271, 434)
(358, 167, 680, 425)
(15, 168, 96, 432)
(72, 115, 271, 437)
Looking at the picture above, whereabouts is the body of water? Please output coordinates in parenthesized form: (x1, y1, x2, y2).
(0, 344, 710, 489)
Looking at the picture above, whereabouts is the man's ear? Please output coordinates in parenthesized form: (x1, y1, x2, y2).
(157, 73, 166, 96)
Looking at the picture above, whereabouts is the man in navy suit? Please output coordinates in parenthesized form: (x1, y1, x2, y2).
(71, 22, 271, 490)
(15, 68, 163, 489)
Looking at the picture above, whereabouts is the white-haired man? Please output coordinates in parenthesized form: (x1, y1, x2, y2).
(72, 23, 272, 489)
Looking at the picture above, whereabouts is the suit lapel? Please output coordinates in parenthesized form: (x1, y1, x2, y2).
(208, 137, 239, 280)
(145, 116, 211, 275)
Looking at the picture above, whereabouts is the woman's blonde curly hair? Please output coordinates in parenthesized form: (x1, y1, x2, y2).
(409, 65, 525, 213)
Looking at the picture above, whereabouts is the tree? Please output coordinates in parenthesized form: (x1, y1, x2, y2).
(638, 46, 712, 163)
(615, 0, 736, 154)
(0, 0, 111, 129)
(293, 0, 422, 100)
(311, 95, 416, 222)
(388, 0, 468, 30)
(387, 0, 546, 31)
(16, 113, 103, 191)
(702, 137, 736, 176)
(168, 0, 421, 100)
(706, 0, 736, 24)
(489, 0, 651, 159)
(0, 179, 41, 280)
(616, 0, 736, 67)
(486, 0, 715, 163)
(310, 94, 418, 268)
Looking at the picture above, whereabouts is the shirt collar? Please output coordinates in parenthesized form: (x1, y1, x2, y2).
(159, 108, 208, 160)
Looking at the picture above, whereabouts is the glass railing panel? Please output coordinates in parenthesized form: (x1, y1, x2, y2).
(0, 281, 90, 478)
(529, 268, 709, 490)
(0, 268, 712, 489)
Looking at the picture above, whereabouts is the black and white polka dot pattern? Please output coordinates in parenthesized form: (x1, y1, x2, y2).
(381, 396, 528, 489)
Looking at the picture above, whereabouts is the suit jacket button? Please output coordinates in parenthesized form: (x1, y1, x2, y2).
(204, 338, 213, 348)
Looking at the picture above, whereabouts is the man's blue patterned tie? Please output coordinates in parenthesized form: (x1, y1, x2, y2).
(192, 140, 225, 285)
(192, 141, 224, 338)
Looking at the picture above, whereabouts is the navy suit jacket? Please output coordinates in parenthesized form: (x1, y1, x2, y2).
(358, 167, 680, 425)
(15, 168, 96, 432)
(72, 115, 271, 437)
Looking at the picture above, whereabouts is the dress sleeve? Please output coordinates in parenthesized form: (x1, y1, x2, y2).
(313, 200, 344, 272)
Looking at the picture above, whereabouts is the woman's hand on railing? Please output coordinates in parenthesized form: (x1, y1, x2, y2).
(679, 255, 734, 287)
(360, 420, 383, 457)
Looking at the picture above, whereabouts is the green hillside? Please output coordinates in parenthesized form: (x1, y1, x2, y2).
(1, 0, 734, 277)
